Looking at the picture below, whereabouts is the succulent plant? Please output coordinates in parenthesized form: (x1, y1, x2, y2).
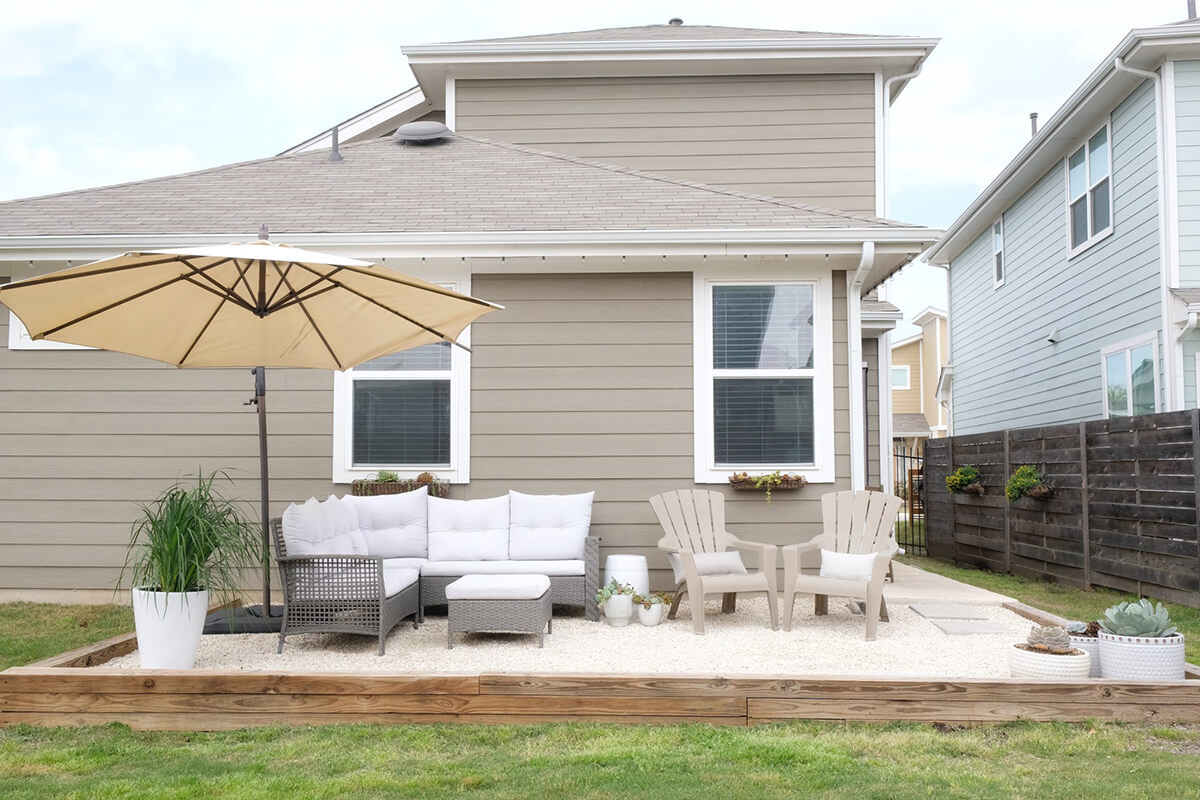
(1066, 620, 1100, 637)
(1025, 625, 1074, 654)
(1099, 599, 1177, 638)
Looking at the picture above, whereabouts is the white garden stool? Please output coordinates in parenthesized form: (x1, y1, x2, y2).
(445, 574, 552, 649)
(603, 554, 649, 597)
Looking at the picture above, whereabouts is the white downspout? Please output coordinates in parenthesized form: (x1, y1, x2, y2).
(881, 64, 924, 218)
(1114, 57, 1178, 410)
(848, 242, 875, 491)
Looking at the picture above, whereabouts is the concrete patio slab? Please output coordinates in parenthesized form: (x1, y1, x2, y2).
(909, 603, 991, 620)
(930, 619, 1012, 635)
(882, 562, 1014, 606)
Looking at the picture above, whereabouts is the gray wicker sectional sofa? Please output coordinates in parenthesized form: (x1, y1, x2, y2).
(272, 488, 600, 654)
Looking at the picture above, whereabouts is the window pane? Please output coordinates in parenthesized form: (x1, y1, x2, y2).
(993, 221, 1003, 251)
(1105, 352, 1129, 417)
(714, 378, 813, 464)
(1088, 127, 1109, 180)
(1070, 198, 1089, 248)
(891, 367, 908, 388)
(994, 252, 1004, 284)
(713, 285, 814, 370)
(1068, 147, 1087, 199)
(1091, 179, 1111, 234)
(354, 342, 451, 371)
(1131, 343, 1156, 415)
(353, 379, 450, 465)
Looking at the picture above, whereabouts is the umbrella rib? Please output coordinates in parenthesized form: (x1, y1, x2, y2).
(178, 291, 233, 366)
(295, 261, 499, 309)
(270, 262, 345, 370)
(180, 276, 258, 314)
(270, 283, 340, 313)
(232, 259, 258, 309)
(262, 261, 295, 309)
(0, 255, 205, 288)
(264, 264, 337, 312)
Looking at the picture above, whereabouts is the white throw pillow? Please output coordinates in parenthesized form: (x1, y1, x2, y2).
(507, 490, 594, 560)
(347, 487, 429, 558)
(667, 550, 747, 585)
(427, 494, 510, 561)
(818, 549, 877, 582)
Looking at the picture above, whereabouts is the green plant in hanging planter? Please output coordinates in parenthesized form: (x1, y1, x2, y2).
(945, 465, 983, 495)
(1006, 465, 1053, 502)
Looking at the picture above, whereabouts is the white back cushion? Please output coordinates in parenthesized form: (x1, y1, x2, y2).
(347, 487, 429, 558)
(281, 496, 366, 556)
(818, 549, 877, 582)
(427, 494, 509, 561)
(508, 490, 594, 560)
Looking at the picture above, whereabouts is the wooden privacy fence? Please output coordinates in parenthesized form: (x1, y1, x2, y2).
(925, 409, 1200, 608)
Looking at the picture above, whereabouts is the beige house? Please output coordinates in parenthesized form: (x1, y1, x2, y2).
(890, 307, 949, 450)
(0, 22, 940, 599)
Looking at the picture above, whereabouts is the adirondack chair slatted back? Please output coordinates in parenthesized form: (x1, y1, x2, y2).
(820, 490, 903, 555)
(649, 490, 729, 554)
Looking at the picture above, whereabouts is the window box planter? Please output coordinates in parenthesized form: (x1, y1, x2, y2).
(351, 473, 449, 497)
(728, 475, 808, 492)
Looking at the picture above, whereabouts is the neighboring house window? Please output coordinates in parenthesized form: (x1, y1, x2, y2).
(992, 219, 1005, 287)
(7, 311, 95, 351)
(1066, 121, 1112, 253)
(1101, 335, 1157, 418)
(331, 280, 471, 483)
(694, 274, 834, 483)
(891, 365, 910, 390)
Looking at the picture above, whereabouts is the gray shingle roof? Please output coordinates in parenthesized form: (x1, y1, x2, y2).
(450, 24, 885, 44)
(0, 133, 922, 236)
(862, 299, 901, 315)
(1171, 288, 1200, 305)
(893, 413, 932, 437)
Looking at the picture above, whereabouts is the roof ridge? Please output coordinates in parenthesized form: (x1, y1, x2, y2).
(444, 23, 891, 45)
(451, 133, 915, 228)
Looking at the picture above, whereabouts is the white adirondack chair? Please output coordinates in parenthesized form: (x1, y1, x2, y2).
(649, 489, 778, 635)
(781, 490, 903, 640)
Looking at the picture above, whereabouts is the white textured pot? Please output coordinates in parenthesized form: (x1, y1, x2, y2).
(603, 595, 634, 627)
(132, 588, 209, 669)
(1007, 645, 1092, 680)
(1098, 631, 1186, 681)
(637, 603, 665, 627)
(1069, 636, 1102, 678)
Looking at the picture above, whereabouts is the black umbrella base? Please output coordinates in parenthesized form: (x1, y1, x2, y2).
(204, 604, 284, 634)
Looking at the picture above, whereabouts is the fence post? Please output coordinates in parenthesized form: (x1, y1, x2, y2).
(948, 433, 958, 566)
(1002, 428, 1012, 574)
(1079, 421, 1092, 590)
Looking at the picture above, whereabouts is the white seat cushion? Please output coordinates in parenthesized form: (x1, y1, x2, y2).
(445, 574, 552, 600)
(507, 490, 594, 560)
(382, 566, 420, 598)
(381, 557, 430, 571)
(427, 494, 509, 561)
(347, 487, 429, 558)
(281, 496, 367, 556)
(420, 559, 584, 577)
(667, 551, 747, 586)
(818, 550, 877, 582)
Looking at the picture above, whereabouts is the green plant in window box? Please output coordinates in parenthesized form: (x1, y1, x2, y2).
(351, 471, 450, 498)
(1005, 464, 1053, 502)
(945, 465, 984, 496)
(728, 471, 807, 504)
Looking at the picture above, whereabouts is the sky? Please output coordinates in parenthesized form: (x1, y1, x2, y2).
(0, 0, 1191, 331)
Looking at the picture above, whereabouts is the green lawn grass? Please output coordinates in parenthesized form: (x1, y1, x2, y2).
(0, 602, 133, 671)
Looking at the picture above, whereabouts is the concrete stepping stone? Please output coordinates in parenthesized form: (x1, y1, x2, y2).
(930, 619, 1010, 635)
(909, 603, 990, 620)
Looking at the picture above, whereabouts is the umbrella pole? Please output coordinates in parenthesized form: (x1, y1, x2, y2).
(253, 366, 272, 616)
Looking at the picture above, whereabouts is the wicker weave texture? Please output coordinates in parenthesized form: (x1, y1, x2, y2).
(447, 590, 553, 648)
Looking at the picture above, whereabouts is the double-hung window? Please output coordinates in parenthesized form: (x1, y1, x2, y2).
(992, 219, 1005, 287)
(890, 365, 910, 390)
(1067, 122, 1112, 253)
(1101, 335, 1157, 418)
(695, 275, 833, 483)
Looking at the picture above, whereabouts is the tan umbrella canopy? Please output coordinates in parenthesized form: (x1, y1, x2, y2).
(0, 237, 502, 617)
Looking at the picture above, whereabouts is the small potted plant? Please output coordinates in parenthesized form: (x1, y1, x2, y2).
(120, 471, 261, 669)
(633, 592, 669, 626)
(1066, 620, 1102, 678)
(1007, 624, 1092, 679)
(1097, 599, 1186, 680)
(595, 579, 636, 627)
(946, 465, 984, 496)
(1006, 465, 1053, 502)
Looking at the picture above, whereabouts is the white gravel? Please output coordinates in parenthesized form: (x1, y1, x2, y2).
(106, 597, 1034, 679)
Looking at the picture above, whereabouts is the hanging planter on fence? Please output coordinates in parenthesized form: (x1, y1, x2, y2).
(1006, 465, 1052, 502)
(946, 465, 984, 496)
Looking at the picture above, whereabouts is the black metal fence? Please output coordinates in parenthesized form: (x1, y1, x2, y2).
(893, 443, 926, 556)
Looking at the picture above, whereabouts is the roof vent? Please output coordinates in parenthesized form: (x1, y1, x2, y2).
(668, 17, 683, 25)
(393, 121, 451, 145)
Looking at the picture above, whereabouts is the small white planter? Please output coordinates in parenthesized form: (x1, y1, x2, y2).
(637, 603, 665, 627)
(602, 595, 634, 627)
(1069, 636, 1102, 678)
(1097, 631, 1186, 681)
(1007, 645, 1092, 680)
(132, 588, 209, 669)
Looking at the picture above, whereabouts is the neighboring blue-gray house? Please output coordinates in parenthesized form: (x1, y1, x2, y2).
(927, 20, 1200, 435)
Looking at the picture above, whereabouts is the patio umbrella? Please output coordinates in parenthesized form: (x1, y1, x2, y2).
(0, 236, 501, 614)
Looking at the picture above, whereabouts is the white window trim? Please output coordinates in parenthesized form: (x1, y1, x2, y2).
(1065, 118, 1115, 258)
(331, 274, 472, 485)
(7, 311, 95, 350)
(992, 218, 1005, 288)
(890, 364, 910, 390)
(1100, 331, 1159, 418)
(693, 268, 835, 484)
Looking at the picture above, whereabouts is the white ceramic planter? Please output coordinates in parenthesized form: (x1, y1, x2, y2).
(637, 603, 665, 627)
(1007, 645, 1092, 680)
(602, 595, 634, 627)
(132, 588, 209, 669)
(1069, 636, 1102, 678)
(1097, 631, 1186, 681)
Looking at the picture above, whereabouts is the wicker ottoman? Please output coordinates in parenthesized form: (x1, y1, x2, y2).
(445, 574, 553, 649)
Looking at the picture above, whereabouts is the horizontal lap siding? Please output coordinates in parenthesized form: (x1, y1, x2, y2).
(950, 81, 1163, 434)
(456, 75, 876, 214)
(891, 340, 922, 414)
(1175, 61, 1200, 406)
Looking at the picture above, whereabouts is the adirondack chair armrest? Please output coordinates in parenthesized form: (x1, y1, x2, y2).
(780, 540, 822, 578)
(725, 538, 777, 588)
